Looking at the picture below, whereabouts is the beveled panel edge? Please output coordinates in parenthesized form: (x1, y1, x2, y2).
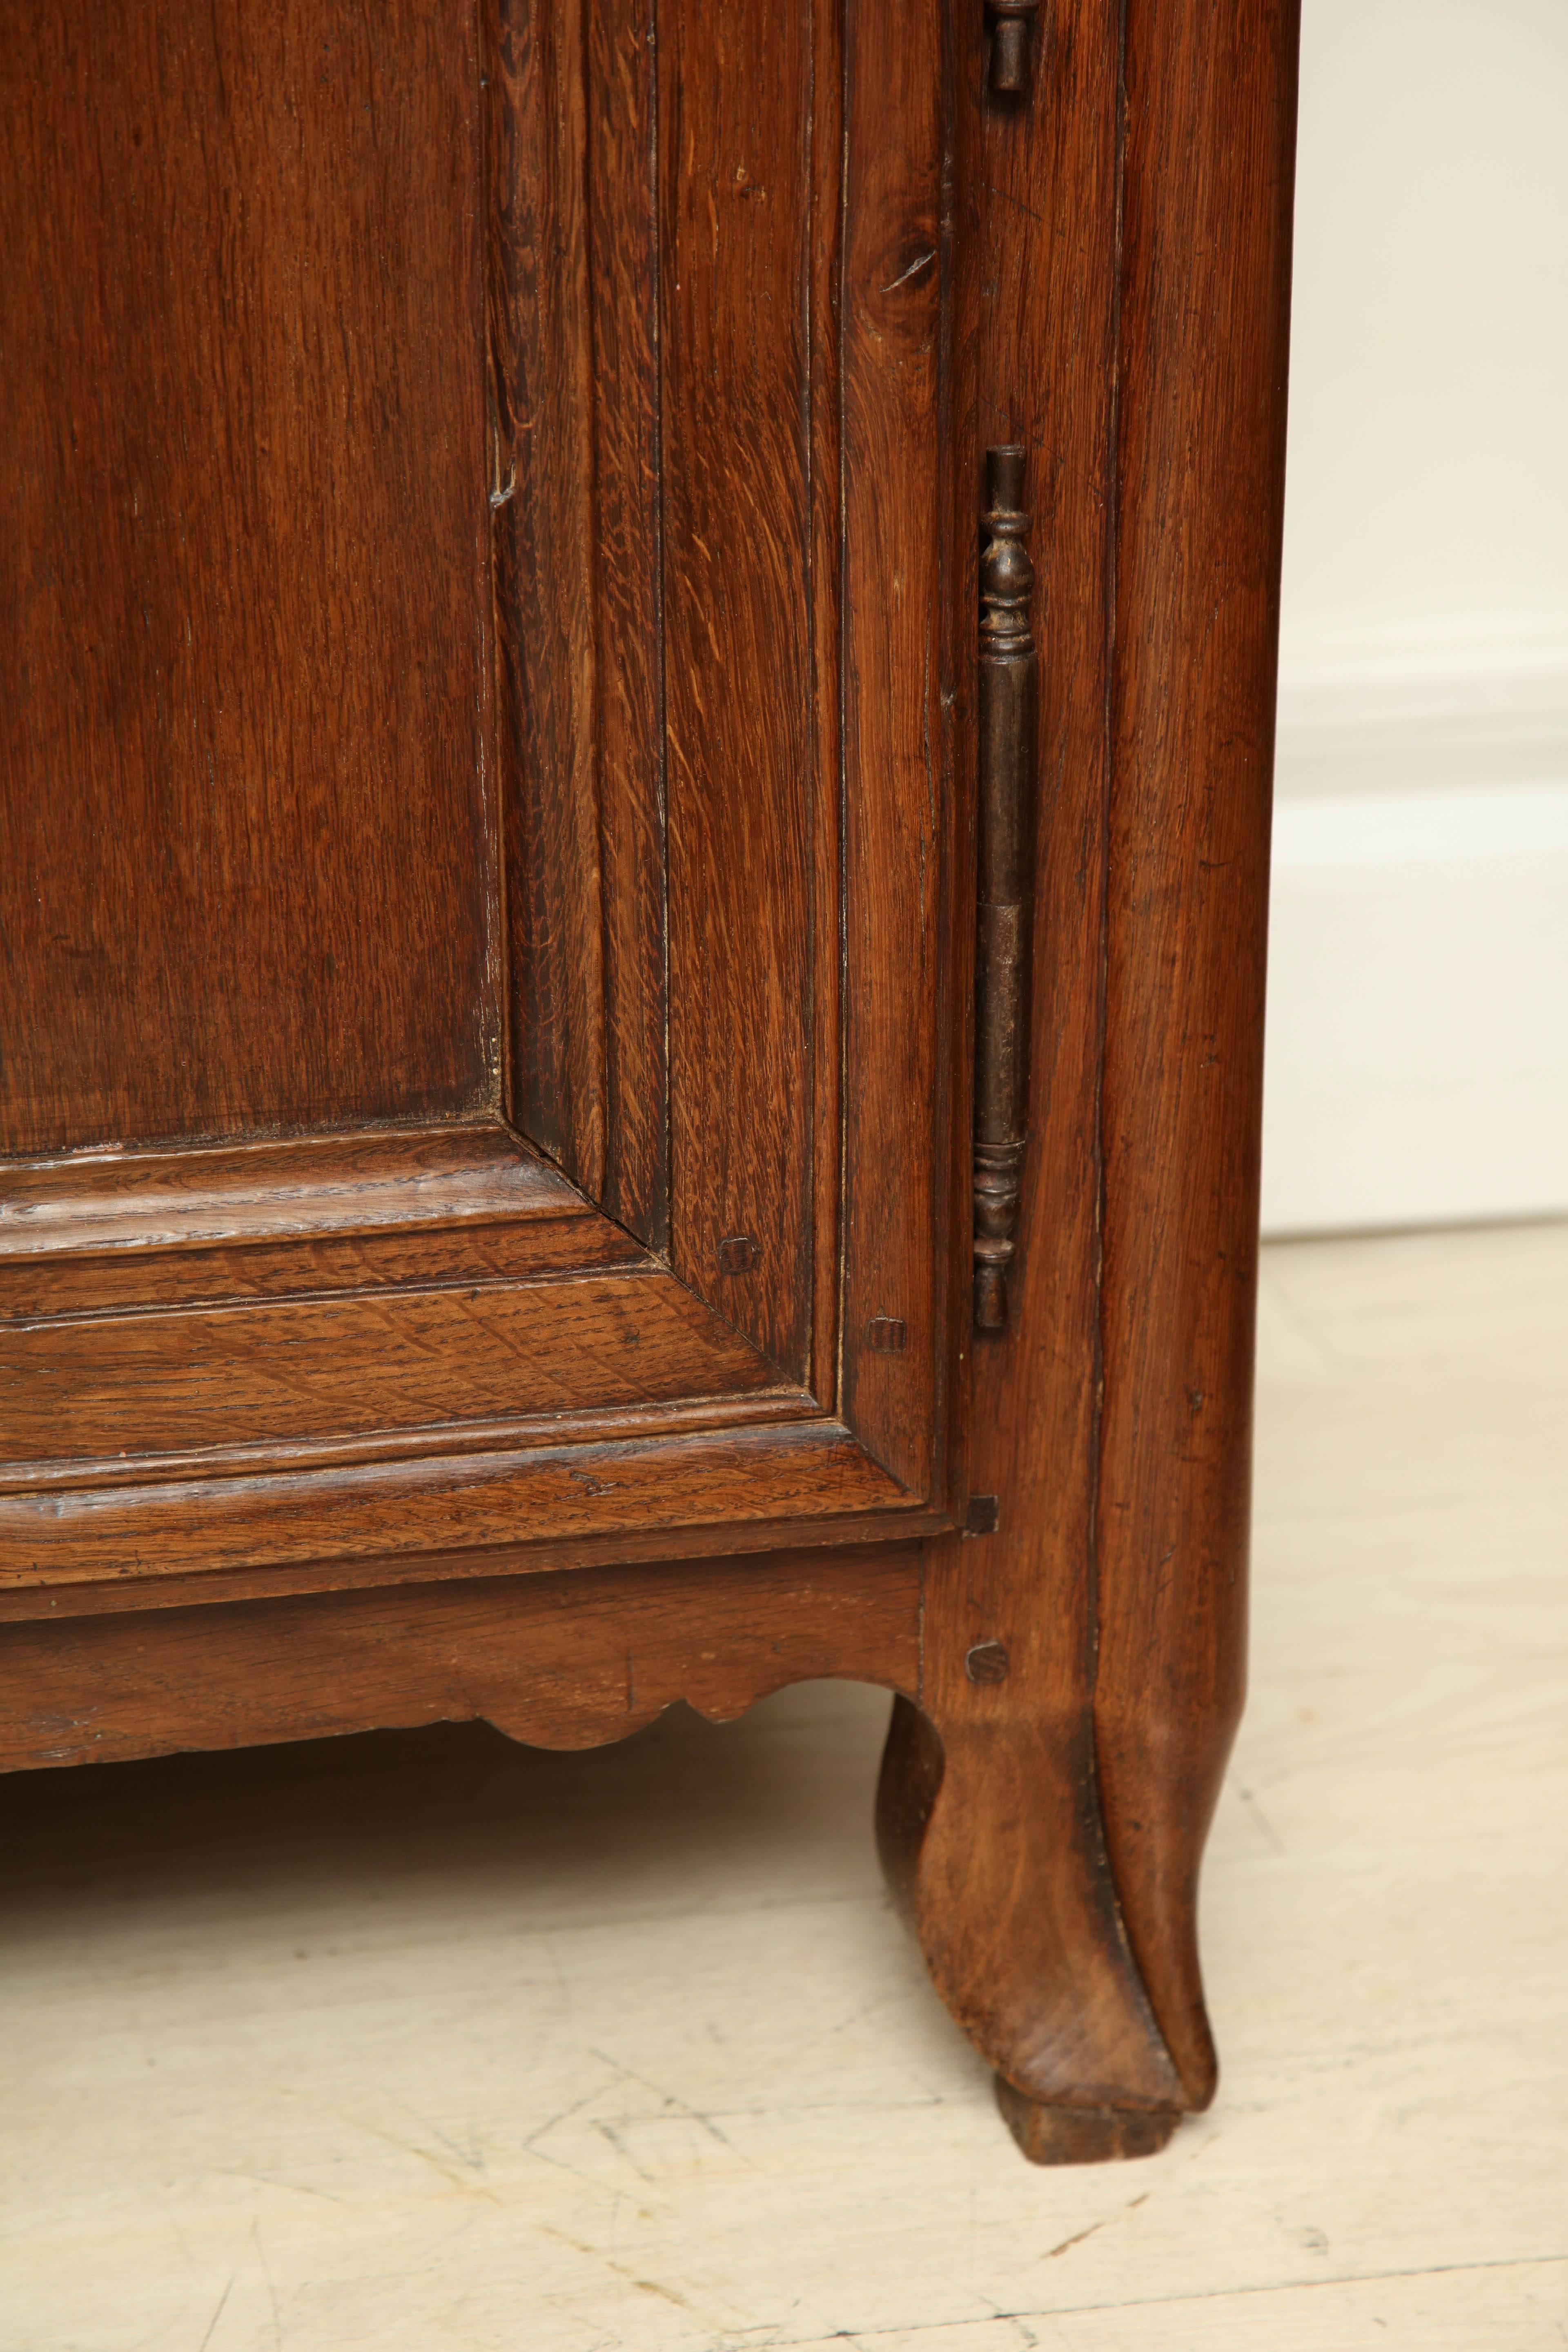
(0, 1119, 587, 1260)
(0, 1382, 817, 1497)
(0, 1414, 938, 1598)
(0, 1211, 644, 1325)
(485, 0, 671, 1245)
(0, 1504, 948, 1626)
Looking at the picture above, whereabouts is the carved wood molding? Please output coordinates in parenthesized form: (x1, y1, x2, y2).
(0, 1548, 924, 1773)
(0, 1416, 932, 1597)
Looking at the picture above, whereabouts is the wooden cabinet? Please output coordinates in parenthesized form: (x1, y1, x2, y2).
(0, 0, 1299, 2161)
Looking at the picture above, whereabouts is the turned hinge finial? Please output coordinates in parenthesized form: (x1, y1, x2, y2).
(988, 0, 1041, 96)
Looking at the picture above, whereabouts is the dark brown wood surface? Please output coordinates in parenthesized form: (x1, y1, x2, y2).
(0, 1547, 923, 1773)
(880, 0, 1299, 2157)
(835, 0, 961, 1494)
(0, 1418, 926, 1595)
(488, 0, 962, 1428)
(2, 0, 966, 1585)
(0, 1126, 626, 1320)
(1095, 0, 1300, 2107)
(889, 0, 1185, 2117)
(0, 0, 1297, 2169)
(0, 1213, 628, 1324)
(2, 1269, 782, 1473)
(0, 1126, 584, 1258)
(1, 0, 498, 1153)
(885, 0, 1186, 2126)
(487, 0, 669, 1239)
(659, 0, 818, 1379)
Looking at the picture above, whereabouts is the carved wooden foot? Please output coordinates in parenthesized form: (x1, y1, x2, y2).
(878, 1649, 1234, 2165)
(993, 2080, 1181, 2166)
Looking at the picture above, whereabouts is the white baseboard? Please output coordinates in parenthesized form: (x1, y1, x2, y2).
(1273, 643, 1568, 800)
(1260, 657, 1568, 1234)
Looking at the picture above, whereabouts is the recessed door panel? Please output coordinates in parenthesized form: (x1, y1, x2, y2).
(0, 0, 497, 1152)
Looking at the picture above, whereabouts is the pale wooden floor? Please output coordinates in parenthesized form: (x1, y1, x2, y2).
(4, 1223, 1566, 2349)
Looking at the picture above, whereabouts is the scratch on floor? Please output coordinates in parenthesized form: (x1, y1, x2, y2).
(343, 2114, 502, 2203)
(1045, 2191, 1149, 2261)
(252, 2219, 281, 2351)
(538, 2225, 696, 2313)
(1234, 1776, 1288, 1855)
(195, 2261, 238, 2352)
(584, 2047, 757, 2163)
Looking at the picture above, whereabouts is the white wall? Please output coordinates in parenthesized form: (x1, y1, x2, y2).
(1261, 0, 1568, 1233)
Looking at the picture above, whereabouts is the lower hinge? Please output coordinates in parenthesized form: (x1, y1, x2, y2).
(973, 444, 1038, 1332)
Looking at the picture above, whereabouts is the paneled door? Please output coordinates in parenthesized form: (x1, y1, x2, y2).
(0, 0, 969, 1604)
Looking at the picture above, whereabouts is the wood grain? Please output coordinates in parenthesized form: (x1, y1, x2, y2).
(659, 0, 817, 1378)
(0, 0, 499, 1153)
(0, 1120, 631, 1320)
(0, 1546, 922, 1771)
(0, 1213, 635, 1325)
(1, 1267, 782, 1477)
(0, 1126, 585, 1261)
(0, 0, 1295, 2176)
(0, 1418, 919, 1592)
(834, 0, 957, 1495)
(879, 0, 1299, 2150)
(0, 0, 970, 1597)
(806, 0, 846, 1418)
(882, 0, 1183, 2123)
(1094, 0, 1300, 2107)
(486, 0, 606, 1191)
(486, 0, 670, 1239)
(584, 0, 671, 1245)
